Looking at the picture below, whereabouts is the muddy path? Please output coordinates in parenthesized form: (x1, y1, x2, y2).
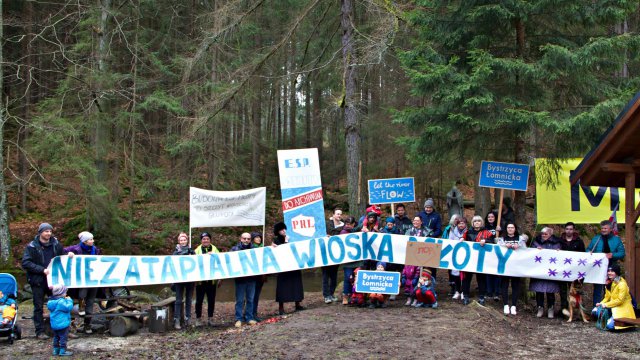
(4, 285, 639, 359)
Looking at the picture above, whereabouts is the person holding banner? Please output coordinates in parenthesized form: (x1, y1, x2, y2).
(530, 228, 562, 318)
(497, 223, 527, 315)
(172, 232, 195, 330)
(193, 232, 219, 327)
(586, 220, 626, 309)
(250, 232, 266, 321)
(326, 208, 345, 236)
(460, 216, 494, 305)
(273, 222, 305, 315)
(231, 233, 257, 327)
(340, 217, 363, 305)
(64, 231, 101, 334)
(417, 198, 442, 238)
(484, 212, 501, 301)
(393, 204, 413, 235)
(559, 222, 586, 317)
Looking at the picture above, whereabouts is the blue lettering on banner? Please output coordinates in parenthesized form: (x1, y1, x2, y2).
(100, 257, 120, 285)
(355, 270, 401, 295)
(125, 258, 141, 284)
(47, 233, 609, 288)
(479, 161, 530, 191)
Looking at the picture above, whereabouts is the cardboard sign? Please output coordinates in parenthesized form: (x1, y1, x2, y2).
(405, 242, 442, 268)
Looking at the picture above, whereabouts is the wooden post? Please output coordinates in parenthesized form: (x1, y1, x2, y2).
(357, 160, 362, 206)
(495, 189, 504, 237)
(391, 203, 395, 217)
(624, 172, 638, 300)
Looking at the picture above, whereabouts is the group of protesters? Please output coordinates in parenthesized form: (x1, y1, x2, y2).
(19, 199, 637, 351)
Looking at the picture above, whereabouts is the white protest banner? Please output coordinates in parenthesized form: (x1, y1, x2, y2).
(48, 234, 608, 288)
(189, 187, 266, 228)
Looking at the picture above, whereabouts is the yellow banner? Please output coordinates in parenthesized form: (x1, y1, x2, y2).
(536, 158, 640, 224)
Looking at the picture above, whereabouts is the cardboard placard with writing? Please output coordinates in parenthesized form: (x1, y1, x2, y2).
(405, 242, 442, 268)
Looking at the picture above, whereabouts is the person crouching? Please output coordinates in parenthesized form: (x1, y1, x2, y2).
(413, 269, 438, 308)
(368, 262, 390, 309)
(47, 285, 74, 356)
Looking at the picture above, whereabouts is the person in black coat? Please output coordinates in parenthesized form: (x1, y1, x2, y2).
(273, 222, 304, 315)
(22, 222, 65, 339)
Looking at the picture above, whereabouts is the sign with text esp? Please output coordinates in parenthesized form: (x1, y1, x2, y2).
(355, 270, 401, 295)
(367, 177, 415, 205)
(479, 161, 530, 191)
(277, 148, 326, 241)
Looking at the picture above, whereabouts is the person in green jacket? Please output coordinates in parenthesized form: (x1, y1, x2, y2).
(194, 232, 220, 327)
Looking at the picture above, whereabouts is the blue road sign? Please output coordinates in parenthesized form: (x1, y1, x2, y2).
(368, 177, 415, 205)
(355, 270, 401, 295)
(479, 161, 530, 191)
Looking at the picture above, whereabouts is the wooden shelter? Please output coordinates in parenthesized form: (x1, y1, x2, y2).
(570, 92, 640, 300)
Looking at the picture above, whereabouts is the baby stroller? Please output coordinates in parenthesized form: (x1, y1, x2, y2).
(0, 273, 22, 344)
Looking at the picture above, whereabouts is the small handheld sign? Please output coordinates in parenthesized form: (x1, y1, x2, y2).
(367, 177, 415, 205)
(355, 270, 401, 295)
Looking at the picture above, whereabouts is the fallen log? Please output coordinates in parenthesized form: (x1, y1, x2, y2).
(109, 315, 140, 337)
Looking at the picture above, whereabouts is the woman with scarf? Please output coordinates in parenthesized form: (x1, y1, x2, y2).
(273, 222, 305, 315)
(64, 231, 101, 334)
(530, 227, 562, 319)
(461, 216, 494, 305)
(448, 217, 468, 300)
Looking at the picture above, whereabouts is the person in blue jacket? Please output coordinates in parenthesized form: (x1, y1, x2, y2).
(417, 198, 442, 238)
(586, 220, 625, 308)
(47, 285, 74, 356)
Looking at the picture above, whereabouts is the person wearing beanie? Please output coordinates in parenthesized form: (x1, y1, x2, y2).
(64, 231, 102, 334)
(231, 233, 257, 327)
(47, 284, 74, 356)
(273, 222, 305, 315)
(593, 264, 636, 330)
(413, 270, 438, 308)
(172, 232, 196, 330)
(381, 217, 401, 235)
(193, 232, 220, 327)
(417, 198, 443, 238)
(586, 219, 626, 308)
(250, 232, 266, 321)
(360, 211, 380, 233)
(22, 222, 65, 339)
(368, 262, 390, 308)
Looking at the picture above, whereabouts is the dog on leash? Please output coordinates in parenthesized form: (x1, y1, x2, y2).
(568, 278, 589, 323)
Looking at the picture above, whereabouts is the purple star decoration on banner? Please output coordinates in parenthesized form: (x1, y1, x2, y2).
(563, 270, 572, 279)
(534, 256, 542, 263)
(578, 271, 587, 278)
(549, 257, 557, 264)
(548, 269, 558, 277)
(593, 259, 603, 268)
(578, 259, 587, 266)
(564, 258, 572, 265)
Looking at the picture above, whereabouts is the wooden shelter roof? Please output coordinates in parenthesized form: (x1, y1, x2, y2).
(570, 92, 640, 187)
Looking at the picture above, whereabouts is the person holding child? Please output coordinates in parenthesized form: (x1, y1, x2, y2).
(47, 285, 74, 356)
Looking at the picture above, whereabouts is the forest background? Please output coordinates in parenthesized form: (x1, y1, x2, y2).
(1, 0, 640, 269)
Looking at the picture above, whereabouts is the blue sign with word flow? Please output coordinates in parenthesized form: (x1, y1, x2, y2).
(355, 270, 401, 295)
(479, 161, 530, 191)
(367, 177, 415, 205)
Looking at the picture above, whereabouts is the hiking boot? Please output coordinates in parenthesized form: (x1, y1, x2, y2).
(504, 305, 510, 315)
(174, 319, 181, 330)
(58, 349, 74, 356)
(431, 302, 438, 309)
(36, 332, 50, 340)
(452, 291, 460, 300)
(53, 347, 60, 356)
(331, 295, 339, 302)
(235, 321, 242, 328)
(207, 319, 215, 327)
(536, 306, 544, 318)
(510, 306, 517, 315)
(413, 302, 424, 308)
(463, 298, 470, 306)
(478, 297, 486, 306)
(248, 320, 258, 325)
(324, 297, 332, 304)
(548, 308, 554, 319)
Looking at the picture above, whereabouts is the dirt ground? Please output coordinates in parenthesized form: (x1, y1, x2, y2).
(3, 278, 640, 360)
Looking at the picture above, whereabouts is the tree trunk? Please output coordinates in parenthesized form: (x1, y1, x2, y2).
(0, 0, 11, 266)
(305, 75, 311, 148)
(312, 81, 322, 160)
(109, 316, 140, 337)
(341, 0, 361, 217)
(289, 40, 297, 148)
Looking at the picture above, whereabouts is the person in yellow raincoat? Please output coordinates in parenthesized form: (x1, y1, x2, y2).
(593, 263, 637, 330)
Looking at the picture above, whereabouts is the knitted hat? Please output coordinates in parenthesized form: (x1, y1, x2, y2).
(421, 269, 432, 278)
(385, 217, 395, 224)
(51, 284, 67, 298)
(250, 232, 263, 242)
(273, 222, 287, 235)
(367, 211, 379, 218)
(200, 232, 212, 240)
(424, 198, 435, 208)
(376, 261, 387, 270)
(78, 231, 94, 243)
(38, 223, 53, 234)
(608, 263, 622, 276)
